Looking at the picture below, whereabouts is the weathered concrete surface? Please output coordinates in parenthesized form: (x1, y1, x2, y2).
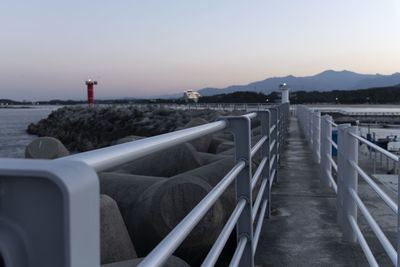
(100, 195, 137, 264)
(255, 117, 375, 266)
(25, 136, 69, 159)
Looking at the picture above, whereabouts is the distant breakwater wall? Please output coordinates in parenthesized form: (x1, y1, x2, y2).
(26, 105, 247, 152)
(323, 112, 400, 125)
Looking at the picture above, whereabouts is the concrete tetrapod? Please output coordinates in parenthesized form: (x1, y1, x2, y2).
(110, 143, 203, 177)
(170, 156, 261, 266)
(171, 157, 261, 222)
(99, 172, 224, 266)
(100, 195, 137, 264)
(179, 118, 214, 152)
(25, 137, 69, 159)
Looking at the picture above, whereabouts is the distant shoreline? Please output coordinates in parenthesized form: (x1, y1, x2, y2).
(0, 106, 35, 109)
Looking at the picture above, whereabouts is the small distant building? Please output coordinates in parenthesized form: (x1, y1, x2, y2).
(183, 90, 201, 103)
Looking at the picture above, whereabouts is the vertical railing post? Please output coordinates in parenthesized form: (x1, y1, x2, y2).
(397, 157, 400, 267)
(270, 108, 278, 184)
(320, 115, 332, 187)
(313, 111, 321, 163)
(277, 106, 282, 163)
(224, 116, 254, 267)
(257, 110, 271, 217)
(341, 125, 358, 242)
(336, 124, 350, 227)
(309, 110, 313, 149)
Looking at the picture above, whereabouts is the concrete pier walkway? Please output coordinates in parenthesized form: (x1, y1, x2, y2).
(255, 117, 368, 266)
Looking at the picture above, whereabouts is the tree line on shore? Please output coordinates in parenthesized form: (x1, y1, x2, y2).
(1, 84, 399, 105)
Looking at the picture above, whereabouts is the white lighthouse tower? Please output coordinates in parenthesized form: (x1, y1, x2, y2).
(279, 83, 290, 103)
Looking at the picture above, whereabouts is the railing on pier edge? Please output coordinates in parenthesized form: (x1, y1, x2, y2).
(297, 105, 400, 267)
(0, 103, 289, 267)
(94, 103, 277, 112)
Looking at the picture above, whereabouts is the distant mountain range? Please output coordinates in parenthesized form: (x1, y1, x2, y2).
(155, 70, 400, 99)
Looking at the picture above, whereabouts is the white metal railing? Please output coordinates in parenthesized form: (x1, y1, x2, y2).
(0, 103, 289, 267)
(122, 103, 277, 112)
(297, 105, 399, 267)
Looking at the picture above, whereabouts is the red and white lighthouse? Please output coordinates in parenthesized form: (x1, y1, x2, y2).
(85, 79, 98, 104)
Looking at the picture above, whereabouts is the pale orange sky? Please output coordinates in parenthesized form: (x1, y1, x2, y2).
(1, 0, 399, 100)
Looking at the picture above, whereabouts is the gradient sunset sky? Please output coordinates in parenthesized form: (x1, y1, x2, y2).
(1, 0, 399, 100)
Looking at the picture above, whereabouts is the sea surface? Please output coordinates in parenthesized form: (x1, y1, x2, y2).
(0, 106, 59, 158)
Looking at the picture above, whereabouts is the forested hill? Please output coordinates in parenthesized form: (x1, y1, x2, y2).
(198, 84, 400, 104)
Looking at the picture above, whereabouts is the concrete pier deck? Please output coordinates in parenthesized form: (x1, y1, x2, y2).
(254, 117, 379, 266)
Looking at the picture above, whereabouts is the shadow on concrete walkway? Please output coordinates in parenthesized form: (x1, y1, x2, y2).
(255, 117, 370, 266)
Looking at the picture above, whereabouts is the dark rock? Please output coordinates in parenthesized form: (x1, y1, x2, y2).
(26, 106, 242, 152)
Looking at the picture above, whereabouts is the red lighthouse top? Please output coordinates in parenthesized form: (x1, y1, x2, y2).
(86, 79, 98, 104)
(85, 79, 98, 85)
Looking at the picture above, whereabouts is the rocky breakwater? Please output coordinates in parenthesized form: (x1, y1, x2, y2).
(25, 105, 266, 266)
(27, 105, 244, 152)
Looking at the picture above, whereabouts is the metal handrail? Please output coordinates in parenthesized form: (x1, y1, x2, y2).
(252, 199, 268, 255)
(138, 161, 245, 266)
(252, 178, 268, 222)
(251, 136, 268, 158)
(330, 139, 338, 150)
(251, 157, 268, 190)
(328, 155, 337, 171)
(350, 160, 398, 214)
(202, 199, 247, 267)
(327, 120, 338, 127)
(297, 104, 399, 266)
(61, 120, 227, 171)
(139, 103, 289, 267)
(230, 236, 248, 267)
(0, 103, 290, 267)
(326, 170, 337, 193)
(347, 215, 379, 267)
(348, 188, 397, 265)
(349, 132, 399, 162)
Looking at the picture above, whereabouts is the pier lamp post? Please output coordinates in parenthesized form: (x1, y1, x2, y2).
(279, 83, 290, 103)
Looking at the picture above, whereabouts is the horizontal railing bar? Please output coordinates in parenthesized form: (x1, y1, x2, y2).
(138, 161, 245, 267)
(270, 140, 276, 152)
(229, 236, 248, 267)
(201, 199, 247, 267)
(350, 160, 398, 214)
(327, 120, 338, 127)
(252, 178, 268, 222)
(252, 199, 268, 256)
(328, 155, 338, 171)
(269, 154, 276, 170)
(347, 215, 378, 267)
(348, 188, 397, 265)
(349, 132, 399, 162)
(326, 170, 337, 194)
(251, 136, 268, 158)
(243, 112, 258, 119)
(61, 120, 228, 171)
(270, 125, 276, 134)
(269, 169, 276, 189)
(329, 139, 338, 150)
(251, 157, 268, 191)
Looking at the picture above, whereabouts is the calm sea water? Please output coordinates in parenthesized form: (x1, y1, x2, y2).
(0, 107, 59, 158)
